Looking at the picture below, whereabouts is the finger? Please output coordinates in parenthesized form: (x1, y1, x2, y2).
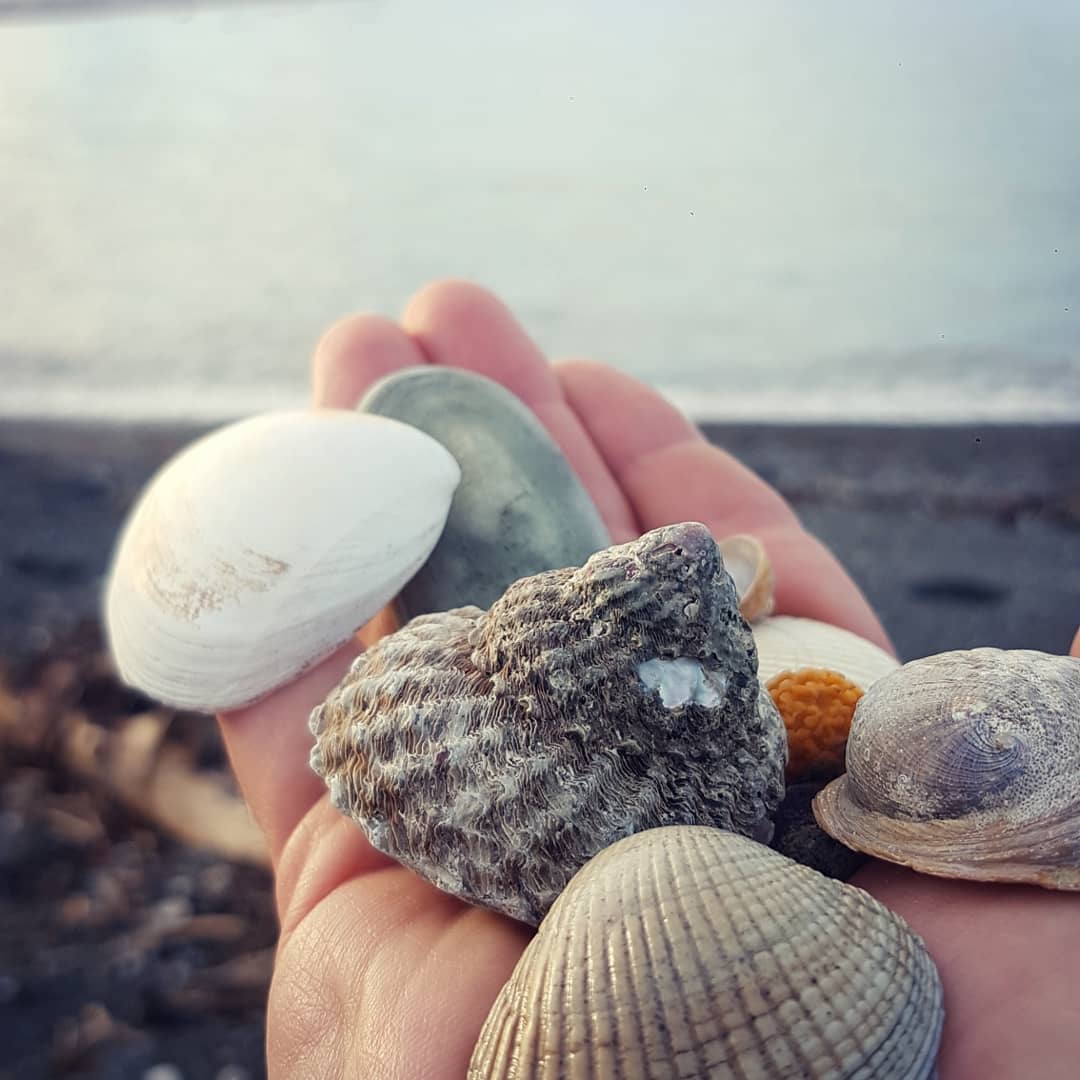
(557, 359, 892, 651)
(1071, 625, 1080, 657)
(311, 313, 429, 408)
(269, 809, 529, 1080)
(853, 863, 1080, 1078)
(217, 317, 426, 868)
(555, 359, 795, 529)
(218, 641, 362, 868)
(753, 523, 893, 650)
(402, 280, 638, 541)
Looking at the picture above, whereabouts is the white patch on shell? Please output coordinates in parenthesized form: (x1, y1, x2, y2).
(636, 657, 728, 709)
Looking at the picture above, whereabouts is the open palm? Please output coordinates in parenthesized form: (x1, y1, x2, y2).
(218, 282, 1079, 1079)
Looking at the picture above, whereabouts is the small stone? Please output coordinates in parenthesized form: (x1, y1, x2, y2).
(143, 1066, 184, 1080)
(165, 872, 194, 897)
(197, 862, 234, 900)
(361, 366, 611, 617)
(0, 972, 20, 1004)
(770, 781, 868, 880)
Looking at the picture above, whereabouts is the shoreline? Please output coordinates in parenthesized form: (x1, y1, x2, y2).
(2, 417, 1077, 665)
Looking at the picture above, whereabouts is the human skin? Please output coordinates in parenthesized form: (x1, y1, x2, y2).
(217, 281, 1080, 1079)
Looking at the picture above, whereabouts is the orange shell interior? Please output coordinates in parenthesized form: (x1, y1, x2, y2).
(766, 667, 864, 783)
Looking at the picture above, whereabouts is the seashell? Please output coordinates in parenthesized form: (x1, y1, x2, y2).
(361, 366, 611, 618)
(470, 826, 944, 1079)
(719, 533, 774, 622)
(754, 618, 895, 785)
(104, 410, 460, 712)
(309, 522, 787, 925)
(753, 615, 900, 689)
(814, 648, 1080, 890)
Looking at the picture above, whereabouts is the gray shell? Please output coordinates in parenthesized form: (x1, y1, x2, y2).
(310, 522, 787, 924)
(815, 647, 1080, 889)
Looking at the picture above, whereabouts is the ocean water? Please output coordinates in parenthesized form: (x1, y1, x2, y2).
(1, 0, 1078, 422)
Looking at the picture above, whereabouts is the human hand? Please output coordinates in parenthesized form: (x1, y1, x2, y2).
(219, 282, 1079, 1078)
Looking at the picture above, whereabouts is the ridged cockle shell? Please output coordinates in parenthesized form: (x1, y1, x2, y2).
(309, 522, 787, 925)
(815, 648, 1080, 889)
(470, 827, 944, 1079)
(104, 410, 460, 712)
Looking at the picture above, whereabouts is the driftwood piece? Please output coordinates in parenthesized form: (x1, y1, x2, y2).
(64, 709, 269, 866)
(0, 667, 268, 867)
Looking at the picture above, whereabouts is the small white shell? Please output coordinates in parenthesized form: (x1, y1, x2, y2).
(719, 533, 774, 623)
(104, 410, 460, 712)
(753, 615, 900, 689)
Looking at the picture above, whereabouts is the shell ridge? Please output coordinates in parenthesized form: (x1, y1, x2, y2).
(618, 855, 657, 1075)
(737, 844, 842, 1079)
(754, 875, 827, 1079)
(658, 828, 714, 1078)
(470, 829, 943, 1079)
(829, 882, 942, 1079)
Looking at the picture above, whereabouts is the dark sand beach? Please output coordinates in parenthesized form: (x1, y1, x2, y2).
(0, 417, 1077, 1078)
(3, 418, 1076, 663)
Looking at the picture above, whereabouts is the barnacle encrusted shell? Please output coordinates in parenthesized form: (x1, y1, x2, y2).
(469, 827, 944, 1079)
(309, 522, 787, 925)
(815, 648, 1080, 889)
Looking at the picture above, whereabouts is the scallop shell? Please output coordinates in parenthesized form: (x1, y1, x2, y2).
(753, 615, 900, 689)
(309, 522, 787, 925)
(814, 648, 1080, 889)
(719, 533, 775, 623)
(104, 410, 460, 712)
(470, 826, 944, 1080)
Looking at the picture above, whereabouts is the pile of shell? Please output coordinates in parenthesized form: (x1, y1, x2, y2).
(103, 368, 1080, 1079)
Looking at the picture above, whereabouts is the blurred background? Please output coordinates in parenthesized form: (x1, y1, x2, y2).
(3, 0, 1080, 420)
(1, 2, 1078, 1077)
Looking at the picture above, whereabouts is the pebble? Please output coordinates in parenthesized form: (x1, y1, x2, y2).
(0, 972, 20, 1004)
(143, 1066, 184, 1080)
(770, 781, 868, 880)
(361, 367, 611, 616)
(165, 872, 194, 897)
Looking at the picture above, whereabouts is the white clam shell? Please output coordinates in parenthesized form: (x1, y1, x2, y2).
(753, 615, 900, 689)
(104, 410, 460, 712)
